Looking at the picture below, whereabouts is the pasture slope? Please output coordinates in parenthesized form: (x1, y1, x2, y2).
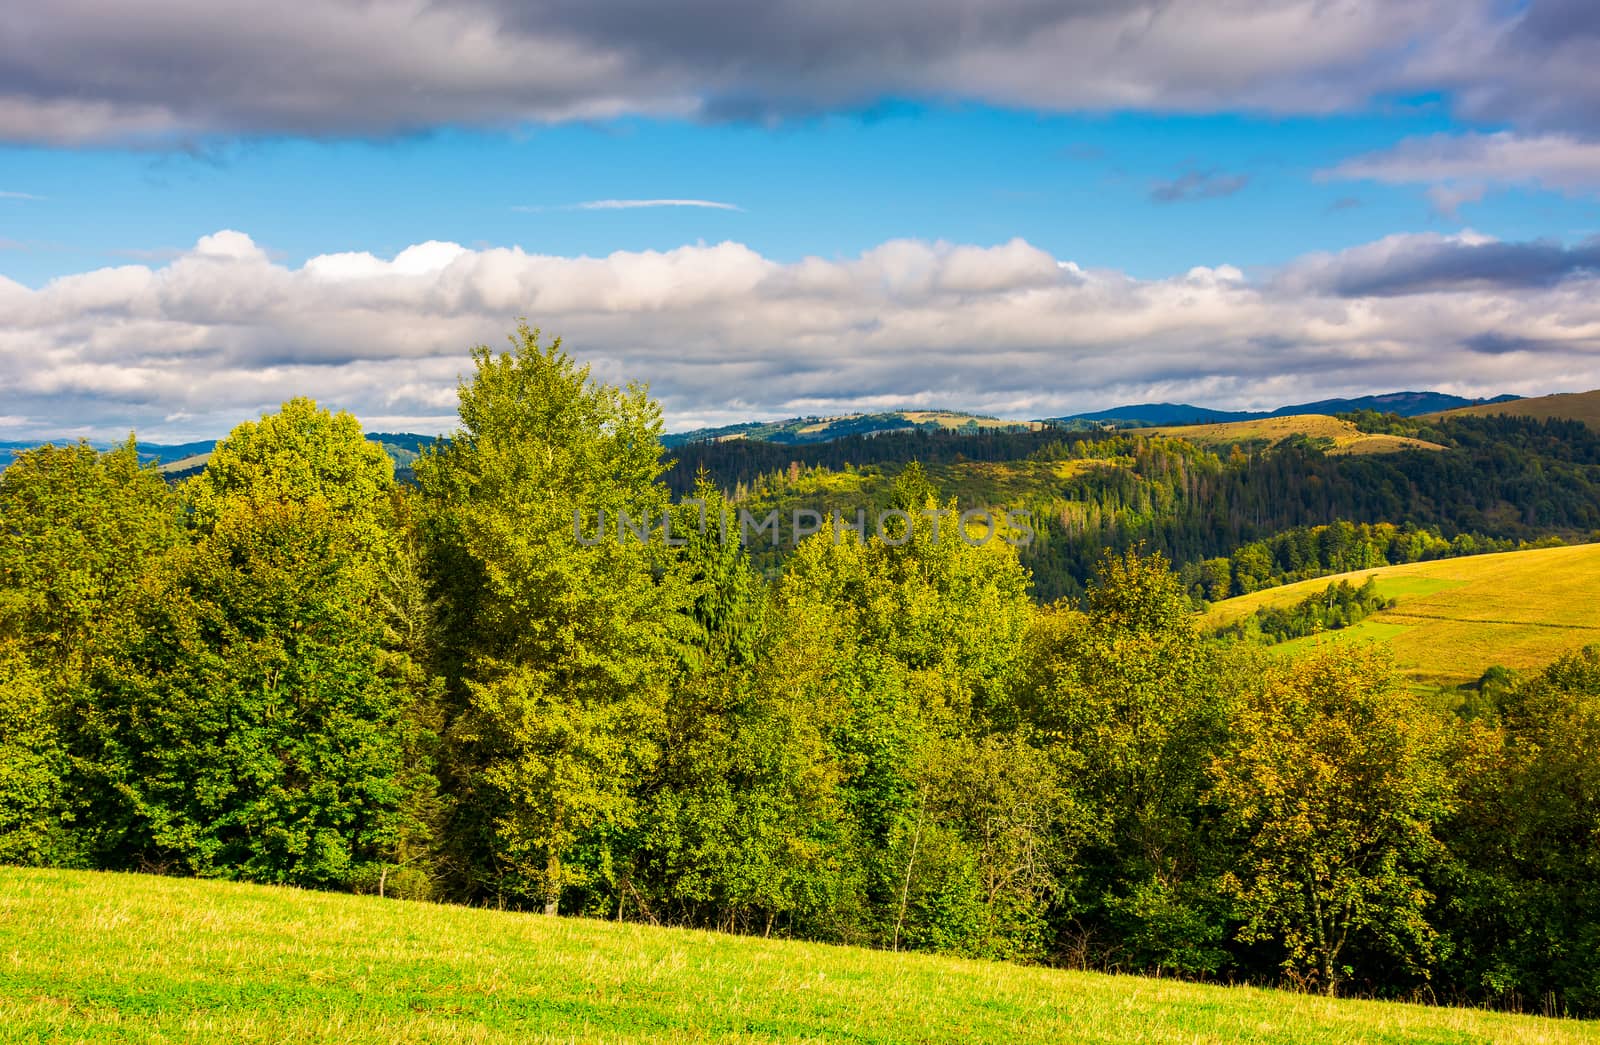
(1, 868, 1594, 1045)
(1204, 544, 1600, 687)
(1432, 388, 1600, 430)
(1148, 414, 1446, 455)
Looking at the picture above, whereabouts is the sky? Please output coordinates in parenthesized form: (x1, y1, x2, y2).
(2, 0, 1600, 441)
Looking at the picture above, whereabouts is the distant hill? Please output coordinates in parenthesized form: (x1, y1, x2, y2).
(661, 394, 1513, 448)
(1147, 414, 1447, 456)
(1, 438, 221, 467)
(1054, 403, 1256, 426)
(662, 410, 1040, 447)
(151, 432, 442, 479)
(1431, 388, 1600, 430)
(1048, 391, 1520, 428)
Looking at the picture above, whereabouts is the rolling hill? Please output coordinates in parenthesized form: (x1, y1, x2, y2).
(154, 431, 439, 478)
(1048, 391, 1518, 428)
(1147, 414, 1447, 455)
(1204, 544, 1600, 688)
(1433, 388, 1600, 430)
(2, 867, 1592, 1045)
(661, 410, 1040, 447)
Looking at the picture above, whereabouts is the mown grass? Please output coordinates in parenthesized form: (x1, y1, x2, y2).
(2, 868, 1595, 1044)
(1204, 544, 1600, 687)
(1149, 414, 1446, 456)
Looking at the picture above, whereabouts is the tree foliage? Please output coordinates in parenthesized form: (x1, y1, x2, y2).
(5, 329, 1600, 1013)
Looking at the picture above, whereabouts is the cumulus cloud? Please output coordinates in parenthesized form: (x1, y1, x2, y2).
(0, 0, 1577, 145)
(1149, 170, 1250, 204)
(3, 229, 1600, 441)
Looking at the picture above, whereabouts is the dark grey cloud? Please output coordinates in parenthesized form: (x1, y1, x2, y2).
(0, 0, 1577, 145)
(1443, 0, 1600, 135)
(1149, 169, 1250, 203)
(1277, 233, 1600, 297)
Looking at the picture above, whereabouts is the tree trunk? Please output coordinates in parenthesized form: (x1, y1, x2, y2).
(543, 851, 560, 916)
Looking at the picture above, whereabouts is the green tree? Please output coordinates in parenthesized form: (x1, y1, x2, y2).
(417, 323, 685, 913)
(1212, 647, 1451, 994)
(0, 439, 181, 663)
(88, 503, 415, 885)
(1438, 646, 1600, 1013)
(0, 644, 72, 865)
(186, 396, 394, 544)
(0, 439, 182, 868)
(81, 401, 423, 888)
(1014, 550, 1230, 974)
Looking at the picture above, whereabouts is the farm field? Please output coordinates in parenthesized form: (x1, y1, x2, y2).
(2, 868, 1595, 1045)
(1149, 414, 1446, 455)
(1204, 544, 1600, 687)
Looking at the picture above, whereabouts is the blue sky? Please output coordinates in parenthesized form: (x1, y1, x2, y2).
(2, 1, 1600, 440)
(6, 106, 1594, 288)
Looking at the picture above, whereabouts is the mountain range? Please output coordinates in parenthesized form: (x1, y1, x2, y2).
(0, 391, 1534, 466)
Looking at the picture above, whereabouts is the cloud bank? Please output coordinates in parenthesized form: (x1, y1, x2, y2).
(1, 1, 1593, 145)
(3, 230, 1600, 441)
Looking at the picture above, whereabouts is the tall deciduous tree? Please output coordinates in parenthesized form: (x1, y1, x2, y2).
(84, 401, 424, 888)
(417, 323, 684, 913)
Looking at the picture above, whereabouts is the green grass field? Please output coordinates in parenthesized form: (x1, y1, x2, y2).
(2, 868, 1595, 1044)
(1204, 544, 1600, 687)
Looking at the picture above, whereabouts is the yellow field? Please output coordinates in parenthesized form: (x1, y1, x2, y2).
(792, 411, 1039, 436)
(1150, 414, 1445, 455)
(1433, 389, 1600, 430)
(900, 410, 1044, 430)
(1204, 544, 1600, 687)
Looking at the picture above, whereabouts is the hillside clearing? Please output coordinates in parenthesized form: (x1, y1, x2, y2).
(1433, 389, 1600, 430)
(1150, 414, 1446, 455)
(1204, 544, 1600, 687)
(1, 868, 1594, 1044)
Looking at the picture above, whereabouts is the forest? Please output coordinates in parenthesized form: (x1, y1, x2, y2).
(670, 412, 1600, 601)
(3, 325, 1599, 1014)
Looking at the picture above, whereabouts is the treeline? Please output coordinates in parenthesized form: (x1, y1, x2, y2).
(3, 326, 1599, 1013)
(1176, 521, 1539, 605)
(664, 426, 1102, 497)
(1217, 576, 1394, 643)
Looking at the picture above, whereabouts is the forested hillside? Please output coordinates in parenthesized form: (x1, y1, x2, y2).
(4, 326, 1600, 1015)
(669, 413, 1600, 601)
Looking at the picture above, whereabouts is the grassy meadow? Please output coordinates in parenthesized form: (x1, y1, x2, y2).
(1149, 414, 1447, 455)
(1433, 389, 1600, 430)
(1204, 544, 1600, 687)
(2, 867, 1596, 1045)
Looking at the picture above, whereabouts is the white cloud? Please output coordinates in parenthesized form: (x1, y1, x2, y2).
(3, 229, 1600, 441)
(1328, 132, 1600, 197)
(0, 190, 45, 200)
